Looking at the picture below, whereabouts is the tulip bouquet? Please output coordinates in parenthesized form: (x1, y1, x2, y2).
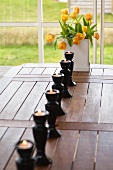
(45, 7, 99, 50)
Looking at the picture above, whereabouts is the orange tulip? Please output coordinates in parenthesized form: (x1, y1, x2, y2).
(45, 33, 55, 43)
(58, 41, 67, 50)
(93, 32, 99, 40)
(73, 7, 80, 14)
(61, 8, 68, 15)
(72, 37, 81, 45)
(85, 13, 92, 21)
(76, 33, 85, 40)
(70, 12, 76, 19)
(61, 14, 68, 22)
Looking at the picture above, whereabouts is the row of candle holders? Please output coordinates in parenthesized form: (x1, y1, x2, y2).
(15, 51, 76, 170)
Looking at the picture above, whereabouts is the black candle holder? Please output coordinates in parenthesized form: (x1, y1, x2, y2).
(64, 51, 76, 86)
(45, 89, 61, 138)
(60, 60, 72, 98)
(32, 111, 52, 166)
(15, 139, 34, 170)
(52, 73, 65, 116)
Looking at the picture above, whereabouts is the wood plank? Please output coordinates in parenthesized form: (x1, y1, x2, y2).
(0, 127, 7, 140)
(0, 77, 12, 94)
(24, 63, 60, 68)
(35, 82, 53, 112)
(14, 82, 49, 120)
(0, 82, 35, 119)
(65, 83, 88, 122)
(73, 77, 113, 84)
(42, 68, 57, 75)
(48, 130, 78, 170)
(78, 71, 91, 76)
(57, 122, 113, 131)
(13, 77, 52, 82)
(0, 81, 22, 113)
(73, 131, 97, 170)
(18, 67, 33, 74)
(96, 132, 113, 170)
(1, 120, 113, 131)
(30, 68, 45, 74)
(91, 69, 103, 75)
(90, 64, 113, 69)
(15, 74, 52, 78)
(0, 120, 33, 128)
(4, 65, 24, 77)
(0, 66, 12, 77)
(61, 86, 76, 113)
(13, 63, 113, 70)
(100, 84, 113, 123)
(82, 83, 102, 123)
(73, 75, 113, 80)
(103, 69, 113, 75)
(0, 127, 25, 170)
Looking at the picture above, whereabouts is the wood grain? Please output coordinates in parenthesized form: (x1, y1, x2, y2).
(0, 82, 35, 119)
(82, 83, 102, 123)
(100, 84, 113, 123)
(0, 81, 22, 113)
(0, 127, 25, 170)
(96, 132, 113, 170)
(14, 82, 48, 120)
(73, 131, 97, 170)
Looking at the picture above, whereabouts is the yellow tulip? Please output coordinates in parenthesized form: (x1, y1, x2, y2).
(45, 33, 55, 43)
(82, 26, 88, 33)
(93, 32, 99, 40)
(61, 14, 68, 22)
(58, 41, 67, 50)
(73, 7, 80, 14)
(85, 13, 92, 21)
(70, 12, 76, 19)
(61, 8, 68, 15)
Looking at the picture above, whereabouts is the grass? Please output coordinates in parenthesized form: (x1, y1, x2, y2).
(0, 44, 113, 66)
(0, 0, 113, 65)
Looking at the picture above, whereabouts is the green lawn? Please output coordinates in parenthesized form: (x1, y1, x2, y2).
(0, 0, 113, 65)
(0, 44, 113, 66)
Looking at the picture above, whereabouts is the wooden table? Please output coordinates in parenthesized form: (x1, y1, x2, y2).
(1, 63, 113, 170)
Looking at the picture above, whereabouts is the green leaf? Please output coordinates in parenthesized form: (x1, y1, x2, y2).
(67, 37, 73, 47)
(75, 24, 78, 32)
(53, 39, 57, 50)
(83, 17, 87, 26)
(90, 24, 97, 30)
(59, 21, 65, 37)
(89, 35, 93, 44)
(79, 23, 83, 33)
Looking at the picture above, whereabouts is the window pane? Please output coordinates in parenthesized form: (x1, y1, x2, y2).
(0, 0, 37, 22)
(43, 0, 67, 22)
(0, 27, 38, 65)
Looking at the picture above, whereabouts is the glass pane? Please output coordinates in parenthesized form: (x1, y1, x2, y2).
(44, 27, 62, 62)
(104, 28, 113, 64)
(0, 27, 38, 65)
(0, 0, 37, 22)
(43, 0, 67, 22)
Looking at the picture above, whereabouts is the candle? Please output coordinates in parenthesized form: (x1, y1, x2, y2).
(52, 73, 62, 77)
(47, 89, 56, 94)
(67, 51, 71, 54)
(18, 140, 32, 149)
(35, 109, 46, 116)
(63, 59, 69, 63)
